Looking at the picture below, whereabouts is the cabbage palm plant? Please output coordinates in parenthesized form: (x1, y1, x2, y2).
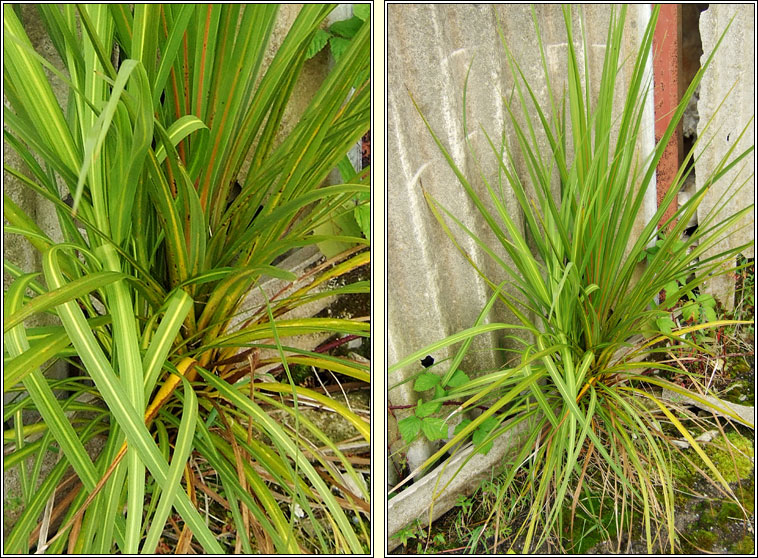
(4, 4, 369, 554)
(390, 5, 752, 553)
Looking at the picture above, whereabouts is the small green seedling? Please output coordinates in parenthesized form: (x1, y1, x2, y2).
(391, 520, 424, 548)
(399, 362, 497, 454)
(641, 236, 719, 344)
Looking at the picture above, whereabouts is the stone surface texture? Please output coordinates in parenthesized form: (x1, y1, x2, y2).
(696, 4, 755, 310)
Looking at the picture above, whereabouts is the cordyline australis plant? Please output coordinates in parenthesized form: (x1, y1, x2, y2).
(4, 4, 369, 554)
(389, 5, 753, 553)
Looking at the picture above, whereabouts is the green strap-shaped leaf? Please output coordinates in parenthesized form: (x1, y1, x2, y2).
(41, 245, 223, 554)
(131, 4, 161, 87)
(197, 367, 365, 553)
(5, 328, 69, 391)
(152, 5, 195, 106)
(153, 115, 208, 164)
(72, 59, 140, 216)
(4, 271, 124, 333)
(142, 376, 197, 553)
(3, 8, 80, 173)
(4, 274, 100, 494)
(141, 289, 193, 398)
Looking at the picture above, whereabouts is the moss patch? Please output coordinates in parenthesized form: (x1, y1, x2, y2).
(672, 431, 753, 489)
(730, 534, 754, 555)
(687, 528, 717, 550)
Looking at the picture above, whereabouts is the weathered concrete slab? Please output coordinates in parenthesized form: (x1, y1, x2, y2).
(696, 4, 755, 310)
(387, 414, 537, 550)
(661, 387, 755, 428)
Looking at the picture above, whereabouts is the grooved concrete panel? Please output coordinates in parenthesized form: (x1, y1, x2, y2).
(387, 5, 657, 472)
(3, 5, 71, 395)
(696, 4, 755, 310)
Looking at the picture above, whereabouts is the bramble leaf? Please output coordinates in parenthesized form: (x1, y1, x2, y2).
(453, 419, 472, 436)
(421, 417, 448, 441)
(434, 383, 447, 400)
(398, 416, 422, 443)
(702, 305, 717, 322)
(696, 293, 716, 308)
(353, 5, 369, 21)
(416, 399, 442, 418)
(329, 16, 362, 39)
(414, 372, 440, 391)
(306, 29, 331, 60)
(656, 316, 676, 334)
(446, 369, 470, 388)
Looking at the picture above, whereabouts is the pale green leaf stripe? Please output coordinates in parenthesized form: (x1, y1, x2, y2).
(220, 184, 370, 264)
(191, 424, 291, 552)
(152, 5, 195, 106)
(42, 247, 223, 553)
(157, 405, 291, 550)
(72, 60, 140, 214)
(3, 9, 79, 172)
(278, 356, 369, 383)
(249, 291, 303, 545)
(21, 371, 100, 486)
(131, 4, 160, 85)
(536, 337, 637, 498)
(210, 318, 370, 349)
(142, 289, 193, 398)
(144, 142, 191, 284)
(142, 377, 197, 554)
(4, 329, 70, 391)
(250, 341, 371, 371)
(98, 244, 147, 553)
(9, 315, 109, 351)
(4, 190, 53, 252)
(389, 322, 530, 373)
(3, 260, 46, 295)
(74, 4, 117, 83)
(198, 368, 364, 554)
(4, 271, 39, 340)
(259, 382, 370, 441)
(3, 271, 124, 333)
(545, 379, 597, 532)
(4, 275, 99, 493)
(154, 115, 209, 164)
(630, 375, 753, 427)
(628, 387, 733, 492)
(109, 62, 153, 246)
(249, 392, 368, 500)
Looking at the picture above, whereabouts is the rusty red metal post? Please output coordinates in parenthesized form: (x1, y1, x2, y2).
(652, 4, 683, 229)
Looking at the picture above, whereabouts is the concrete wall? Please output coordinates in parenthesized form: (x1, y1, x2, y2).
(696, 4, 755, 310)
(387, 4, 659, 477)
(3, 5, 72, 398)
